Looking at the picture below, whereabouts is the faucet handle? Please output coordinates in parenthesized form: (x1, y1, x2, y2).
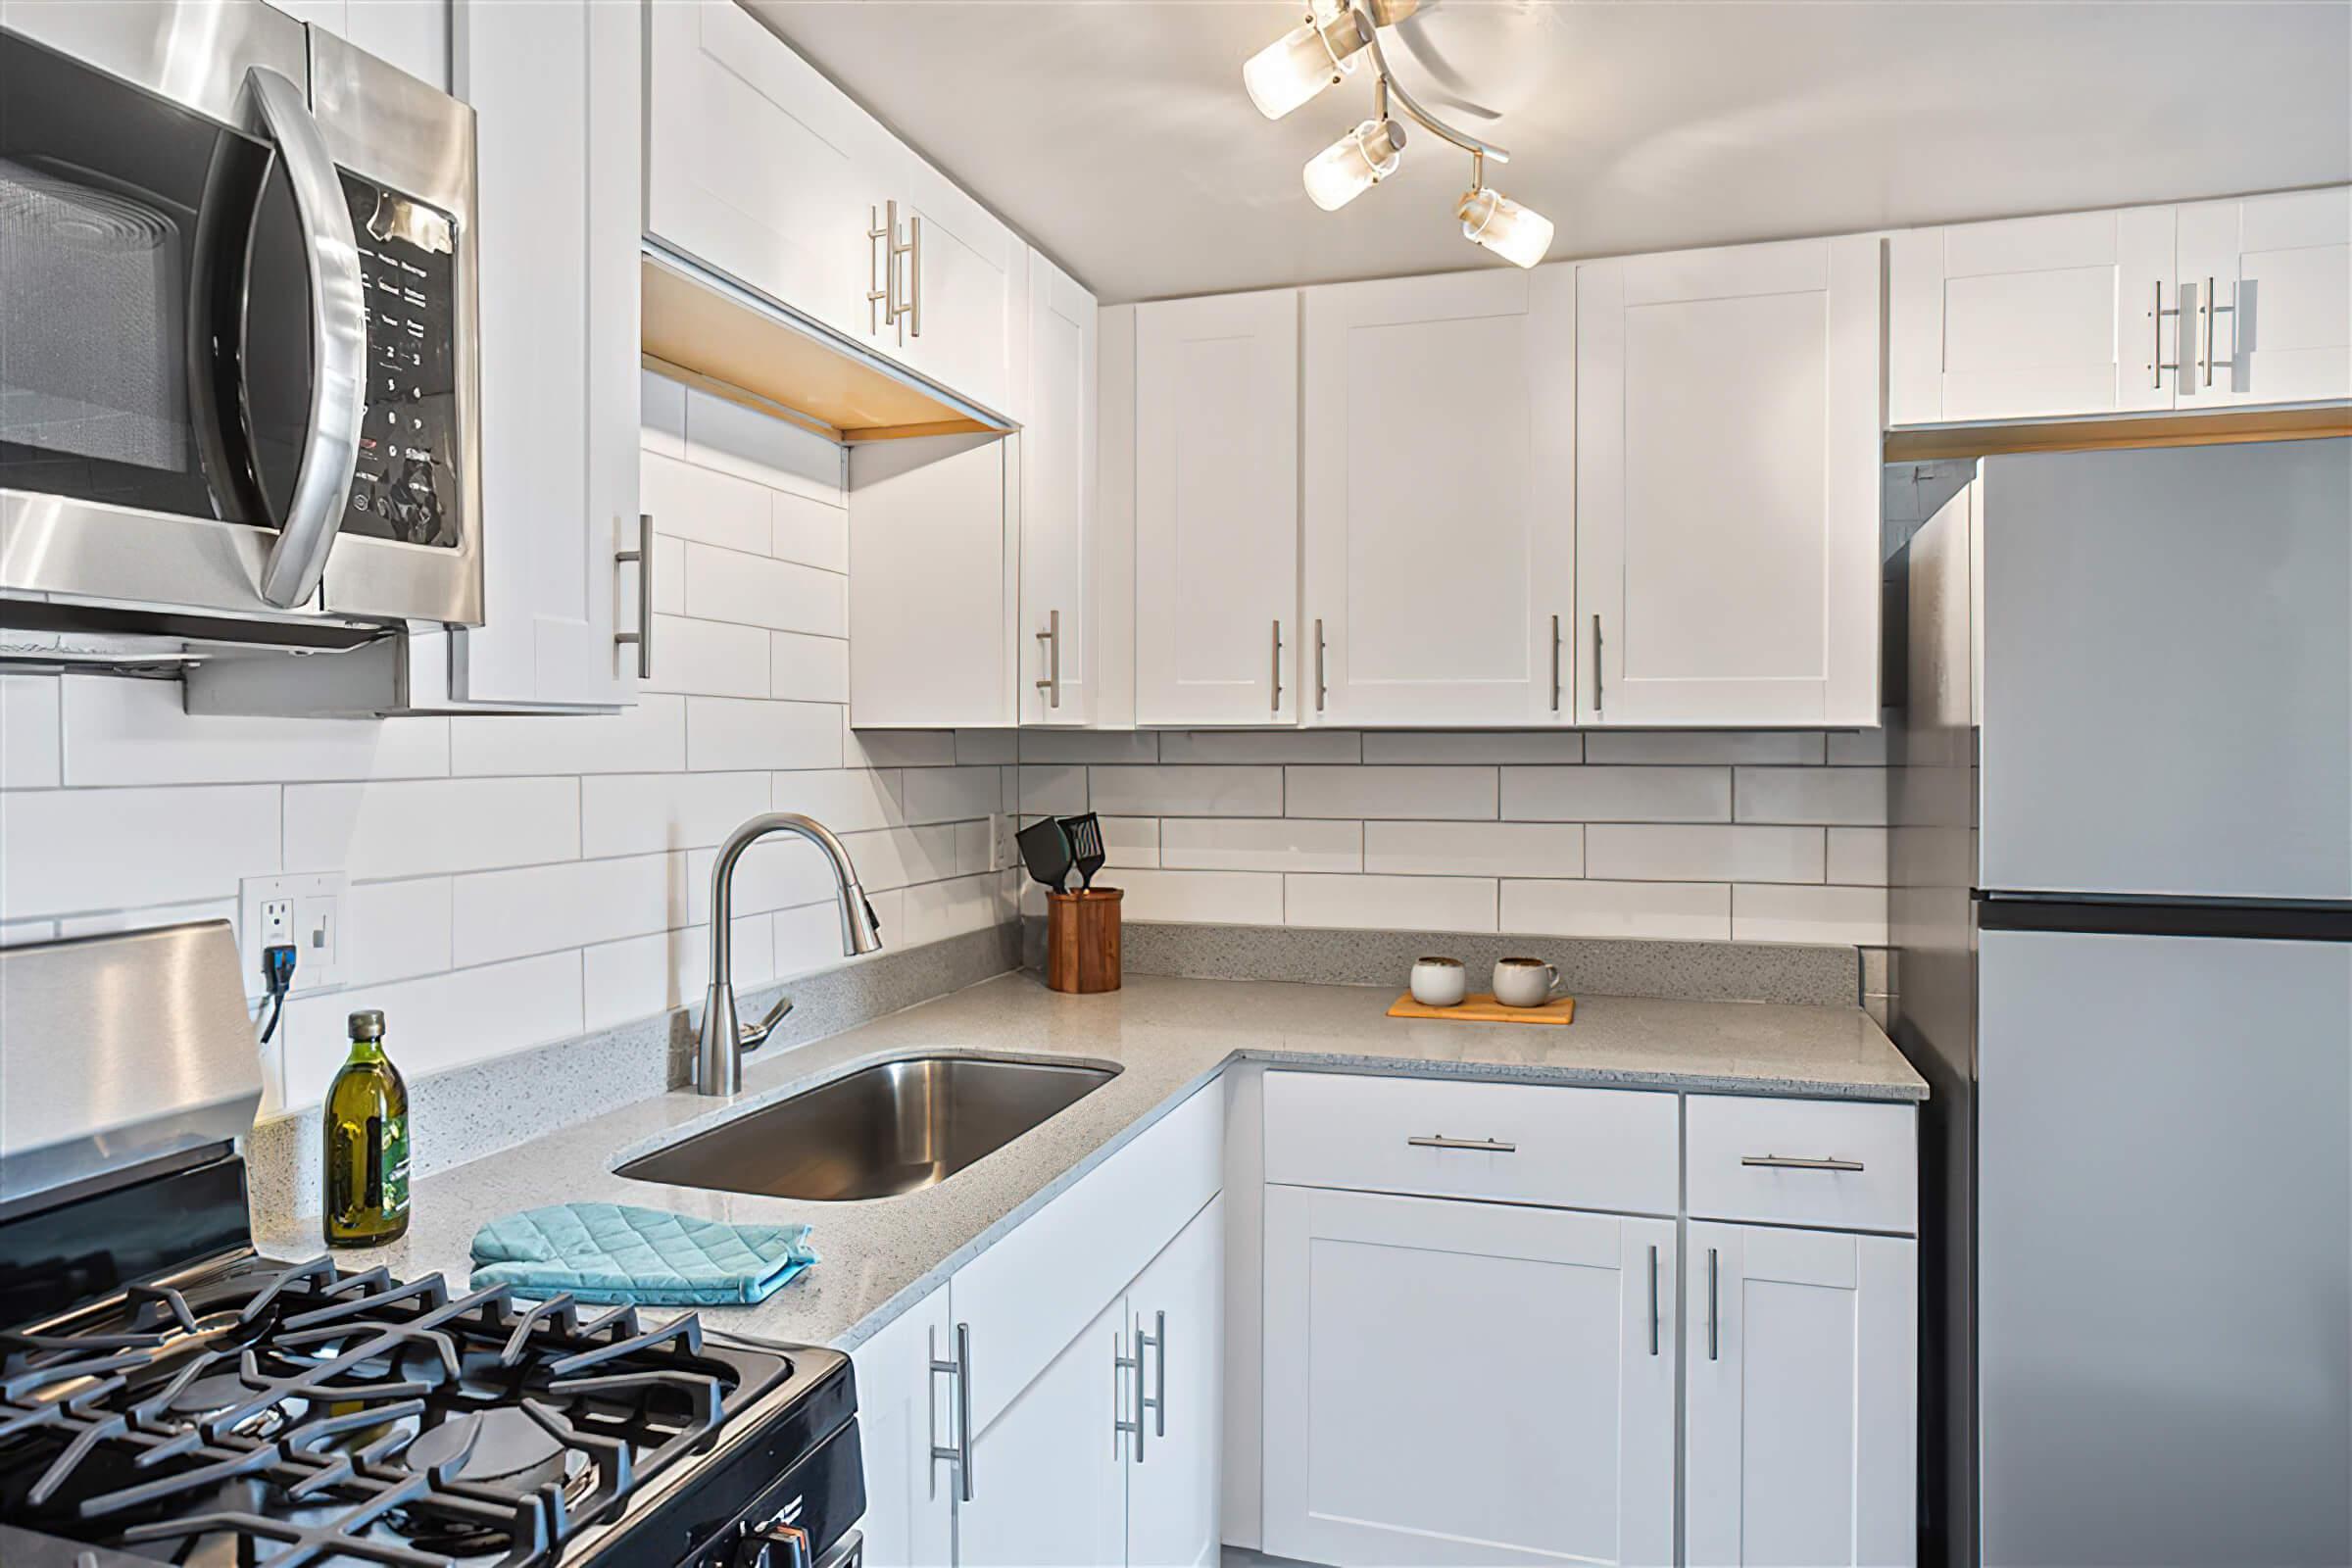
(739, 995, 794, 1052)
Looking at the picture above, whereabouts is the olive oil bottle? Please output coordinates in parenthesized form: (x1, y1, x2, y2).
(323, 1008, 411, 1247)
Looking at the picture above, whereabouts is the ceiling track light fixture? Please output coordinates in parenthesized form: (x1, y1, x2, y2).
(1245, 0, 1555, 268)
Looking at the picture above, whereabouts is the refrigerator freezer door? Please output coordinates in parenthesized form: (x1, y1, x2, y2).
(1978, 927, 2351, 1568)
(1979, 438, 2350, 901)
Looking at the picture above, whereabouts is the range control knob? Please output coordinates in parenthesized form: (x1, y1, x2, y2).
(728, 1523, 811, 1568)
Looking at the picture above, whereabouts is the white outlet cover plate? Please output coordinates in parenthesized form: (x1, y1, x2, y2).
(239, 872, 349, 998)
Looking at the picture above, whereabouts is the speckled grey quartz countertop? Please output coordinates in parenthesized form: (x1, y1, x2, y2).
(256, 971, 1922, 1352)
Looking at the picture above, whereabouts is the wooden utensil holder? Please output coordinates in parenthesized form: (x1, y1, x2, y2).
(1045, 888, 1122, 994)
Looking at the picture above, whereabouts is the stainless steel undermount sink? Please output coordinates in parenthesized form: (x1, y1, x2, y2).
(615, 1054, 1121, 1201)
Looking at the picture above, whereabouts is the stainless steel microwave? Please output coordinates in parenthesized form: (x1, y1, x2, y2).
(0, 0, 481, 654)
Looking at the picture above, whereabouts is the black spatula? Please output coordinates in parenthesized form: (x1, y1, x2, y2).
(1060, 812, 1105, 891)
(1015, 816, 1074, 894)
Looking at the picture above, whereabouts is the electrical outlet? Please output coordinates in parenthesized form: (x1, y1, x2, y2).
(240, 873, 350, 997)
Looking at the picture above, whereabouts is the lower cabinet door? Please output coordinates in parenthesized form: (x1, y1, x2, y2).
(1126, 1195, 1224, 1568)
(1262, 1187, 1676, 1567)
(1684, 1223, 1917, 1568)
(956, 1292, 1130, 1568)
(850, 1289, 956, 1568)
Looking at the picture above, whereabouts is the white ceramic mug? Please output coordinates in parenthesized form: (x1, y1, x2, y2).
(1409, 956, 1468, 1007)
(1492, 956, 1561, 1008)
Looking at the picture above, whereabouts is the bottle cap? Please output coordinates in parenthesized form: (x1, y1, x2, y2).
(349, 1008, 386, 1041)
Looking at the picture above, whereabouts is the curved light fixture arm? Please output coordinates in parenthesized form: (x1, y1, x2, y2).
(1352, 9, 1508, 169)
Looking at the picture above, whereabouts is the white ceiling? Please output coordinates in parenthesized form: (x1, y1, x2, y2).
(748, 1, 2352, 305)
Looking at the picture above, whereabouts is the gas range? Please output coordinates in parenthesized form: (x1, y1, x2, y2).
(0, 925, 863, 1568)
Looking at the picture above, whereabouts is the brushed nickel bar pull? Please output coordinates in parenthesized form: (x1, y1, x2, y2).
(2149, 279, 2182, 388)
(1113, 1327, 1144, 1462)
(1314, 617, 1327, 713)
(929, 1321, 973, 1502)
(2201, 274, 2236, 387)
(867, 202, 897, 336)
(1591, 614, 1603, 716)
(612, 513, 653, 680)
(1033, 610, 1060, 709)
(1271, 619, 1283, 712)
(1647, 1244, 1660, 1356)
(1740, 1153, 1866, 1172)
(1141, 1308, 1166, 1440)
(1549, 613, 1561, 712)
(905, 212, 923, 340)
(1707, 1247, 1720, 1362)
(1407, 1134, 1517, 1153)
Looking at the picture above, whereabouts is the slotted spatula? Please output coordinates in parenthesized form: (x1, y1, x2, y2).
(1060, 812, 1105, 891)
(1015, 815, 1074, 894)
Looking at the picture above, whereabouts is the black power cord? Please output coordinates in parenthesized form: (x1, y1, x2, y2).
(257, 943, 297, 1045)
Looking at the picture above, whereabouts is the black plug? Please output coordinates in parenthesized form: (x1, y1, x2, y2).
(258, 942, 297, 1045)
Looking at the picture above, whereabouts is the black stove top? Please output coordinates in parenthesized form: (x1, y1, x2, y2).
(0, 1161, 860, 1568)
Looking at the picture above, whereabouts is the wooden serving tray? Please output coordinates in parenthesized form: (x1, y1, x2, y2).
(1387, 991, 1576, 1025)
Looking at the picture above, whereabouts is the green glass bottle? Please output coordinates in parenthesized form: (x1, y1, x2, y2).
(323, 1008, 411, 1248)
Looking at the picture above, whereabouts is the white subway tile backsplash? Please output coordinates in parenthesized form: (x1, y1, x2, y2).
(845, 728, 956, 768)
(1092, 764, 1283, 818)
(286, 778, 578, 879)
(1013, 730, 1158, 764)
(452, 854, 685, 966)
(684, 545, 847, 638)
(1585, 824, 1826, 884)
(1, 676, 62, 788)
(583, 915, 772, 1034)
(1502, 765, 1730, 822)
(1732, 883, 1888, 945)
(1360, 731, 1585, 763)
(771, 768, 905, 834)
(450, 696, 686, 777)
(770, 490, 850, 573)
(1159, 817, 1361, 873)
(685, 835, 841, 921)
(643, 614, 771, 699)
(1827, 827, 1891, 886)
(901, 765, 1003, 824)
(769, 633, 849, 704)
(1828, 723, 1893, 764)
(640, 370, 686, 456)
(1285, 872, 1496, 933)
(1584, 731, 1827, 765)
(346, 877, 454, 986)
(1157, 730, 1360, 763)
(1017, 764, 1088, 815)
(1363, 820, 1585, 878)
(62, 678, 448, 786)
(956, 819, 994, 876)
(579, 771, 769, 858)
(640, 450, 769, 555)
(954, 731, 1019, 766)
(1111, 867, 1285, 925)
(686, 698, 842, 772)
(1500, 878, 1732, 941)
(682, 386, 843, 506)
(1735, 766, 1890, 825)
(1101, 815, 1160, 868)
(279, 950, 583, 1110)
(902, 871, 1005, 947)
(842, 824, 962, 892)
(1286, 765, 1495, 820)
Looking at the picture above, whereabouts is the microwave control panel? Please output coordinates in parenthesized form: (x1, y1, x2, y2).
(339, 172, 462, 549)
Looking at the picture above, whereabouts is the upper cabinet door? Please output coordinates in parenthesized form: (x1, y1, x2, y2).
(1020, 251, 1098, 726)
(2174, 186, 2352, 411)
(1134, 289, 1300, 727)
(1887, 208, 2175, 424)
(1684, 1223, 1917, 1568)
(848, 434, 1017, 727)
(1577, 238, 1881, 727)
(644, 0, 876, 341)
(882, 147, 1024, 417)
(449, 0, 638, 707)
(1302, 268, 1575, 727)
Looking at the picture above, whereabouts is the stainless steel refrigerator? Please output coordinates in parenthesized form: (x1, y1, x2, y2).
(1890, 437, 2351, 1568)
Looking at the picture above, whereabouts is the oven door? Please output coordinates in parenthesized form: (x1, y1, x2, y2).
(0, 2, 480, 629)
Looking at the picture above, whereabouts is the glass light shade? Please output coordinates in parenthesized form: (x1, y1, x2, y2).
(1302, 119, 1405, 211)
(1457, 186, 1555, 269)
(1244, 8, 1365, 121)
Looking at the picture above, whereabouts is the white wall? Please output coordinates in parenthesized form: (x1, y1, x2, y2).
(0, 371, 1017, 1117)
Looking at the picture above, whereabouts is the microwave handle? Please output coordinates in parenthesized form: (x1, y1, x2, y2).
(246, 66, 368, 611)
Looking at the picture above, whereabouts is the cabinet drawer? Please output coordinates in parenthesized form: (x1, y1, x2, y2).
(1686, 1095, 1917, 1234)
(1263, 1071, 1677, 1215)
(951, 1080, 1221, 1437)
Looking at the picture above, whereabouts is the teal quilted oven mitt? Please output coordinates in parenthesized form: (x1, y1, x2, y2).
(469, 1202, 817, 1305)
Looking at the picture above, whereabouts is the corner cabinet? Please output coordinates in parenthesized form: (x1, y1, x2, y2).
(1576, 236, 1882, 727)
(1301, 267, 1577, 726)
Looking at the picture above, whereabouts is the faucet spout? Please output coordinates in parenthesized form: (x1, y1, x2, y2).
(696, 812, 883, 1096)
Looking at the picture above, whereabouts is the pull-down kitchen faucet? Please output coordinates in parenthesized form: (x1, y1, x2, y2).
(697, 812, 883, 1096)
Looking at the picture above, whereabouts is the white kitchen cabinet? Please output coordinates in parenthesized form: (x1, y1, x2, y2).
(1684, 1223, 1917, 1568)
(448, 0, 640, 707)
(1133, 289, 1301, 726)
(1301, 267, 1576, 726)
(269, 0, 448, 90)
(956, 1292, 1131, 1568)
(881, 153, 1025, 420)
(1577, 236, 1881, 727)
(644, 0, 876, 342)
(852, 1287, 957, 1568)
(1887, 208, 2176, 425)
(1262, 1185, 1675, 1567)
(848, 434, 1018, 727)
(1125, 1195, 1224, 1568)
(2174, 186, 2352, 411)
(1019, 250, 1099, 725)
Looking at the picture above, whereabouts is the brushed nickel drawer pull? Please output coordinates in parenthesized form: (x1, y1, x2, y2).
(1407, 1134, 1516, 1153)
(1740, 1153, 1865, 1172)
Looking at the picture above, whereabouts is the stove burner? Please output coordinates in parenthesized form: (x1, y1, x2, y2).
(161, 1369, 287, 1439)
(409, 1405, 565, 1486)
